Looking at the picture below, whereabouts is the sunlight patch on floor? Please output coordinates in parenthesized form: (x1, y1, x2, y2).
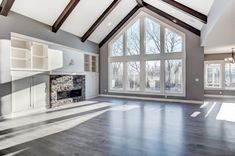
(205, 102, 216, 118)
(216, 102, 235, 122)
(111, 105, 140, 111)
(0, 109, 109, 150)
(190, 111, 201, 118)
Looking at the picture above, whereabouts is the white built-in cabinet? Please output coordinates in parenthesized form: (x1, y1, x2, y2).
(10, 37, 63, 71)
(86, 72, 99, 99)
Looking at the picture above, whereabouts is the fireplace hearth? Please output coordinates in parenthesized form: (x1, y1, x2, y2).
(50, 75, 85, 107)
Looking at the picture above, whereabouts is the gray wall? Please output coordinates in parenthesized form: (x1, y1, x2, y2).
(0, 11, 99, 116)
(0, 11, 99, 53)
(99, 8, 204, 101)
(204, 53, 235, 96)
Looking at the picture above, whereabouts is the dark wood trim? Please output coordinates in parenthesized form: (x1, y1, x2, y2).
(143, 2, 200, 36)
(99, 5, 140, 48)
(161, 0, 207, 23)
(81, 0, 121, 42)
(52, 0, 80, 33)
(136, 0, 144, 7)
(0, 0, 15, 16)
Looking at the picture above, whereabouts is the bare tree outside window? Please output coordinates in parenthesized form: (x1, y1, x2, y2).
(165, 28, 182, 53)
(111, 35, 123, 56)
(225, 63, 235, 89)
(109, 14, 185, 95)
(146, 61, 161, 91)
(145, 18, 161, 54)
(126, 20, 140, 55)
(111, 62, 123, 89)
(127, 61, 140, 90)
(165, 60, 183, 92)
(206, 64, 221, 88)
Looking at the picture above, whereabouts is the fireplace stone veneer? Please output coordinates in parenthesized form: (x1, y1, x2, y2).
(50, 75, 85, 107)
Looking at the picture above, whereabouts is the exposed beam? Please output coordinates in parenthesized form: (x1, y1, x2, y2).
(81, 0, 121, 42)
(161, 0, 207, 23)
(143, 2, 200, 36)
(99, 5, 140, 48)
(0, 0, 15, 16)
(136, 0, 144, 7)
(52, 0, 80, 33)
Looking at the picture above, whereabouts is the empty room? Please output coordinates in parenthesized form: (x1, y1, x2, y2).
(0, 0, 235, 155)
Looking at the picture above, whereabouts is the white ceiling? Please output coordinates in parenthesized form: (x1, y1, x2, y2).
(61, 0, 113, 38)
(89, 0, 137, 43)
(11, 0, 70, 25)
(175, 0, 214, 15)
(203, 0, 235, 54)
(145, 0, 205, 30)
(1, 0, 215, 44)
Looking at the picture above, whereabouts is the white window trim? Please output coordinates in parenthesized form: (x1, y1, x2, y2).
(108, 11, 186, 97)
(204, 60, 235, 91)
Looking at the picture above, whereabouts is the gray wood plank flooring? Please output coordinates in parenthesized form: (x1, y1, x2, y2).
(0, 97, 235, 156)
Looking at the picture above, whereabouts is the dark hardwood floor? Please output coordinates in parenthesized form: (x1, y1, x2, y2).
(0, 97, 235, 156)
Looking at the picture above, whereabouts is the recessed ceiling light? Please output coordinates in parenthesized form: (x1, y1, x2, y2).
(173, 19, 177, 23)
(171, 10, 175, 13)
(108, 22, 112, 26)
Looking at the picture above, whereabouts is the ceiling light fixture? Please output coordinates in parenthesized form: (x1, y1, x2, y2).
(173, 19, 177, 23)
(224, 48, 235, 64)
(108, 22, 112, 26)
(171, 10, 175, 13)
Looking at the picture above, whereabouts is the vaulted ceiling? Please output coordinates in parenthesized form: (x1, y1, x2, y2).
(0, 0, 214, 45)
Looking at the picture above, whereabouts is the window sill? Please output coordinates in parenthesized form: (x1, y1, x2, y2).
(109, 90, 185, 97)
(204, 88, 235, 91)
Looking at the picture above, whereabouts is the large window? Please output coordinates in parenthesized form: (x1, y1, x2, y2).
(109, 13, 185, 96)
(165, 60, 183, 93)
(225, 63, 235, 89)
(205, 61, 235, 90)
(205, 63, 221, 88)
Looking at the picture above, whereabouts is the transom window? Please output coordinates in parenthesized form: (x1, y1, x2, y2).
(109, 13, 185, 96)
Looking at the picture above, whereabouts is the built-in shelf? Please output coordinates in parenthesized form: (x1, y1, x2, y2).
(11, 57, 29, 61)
(10, 38, 50, 71)
(84, 54, 97, 72)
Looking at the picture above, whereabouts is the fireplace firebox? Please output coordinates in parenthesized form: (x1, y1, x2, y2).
(50, 75, 85, 107)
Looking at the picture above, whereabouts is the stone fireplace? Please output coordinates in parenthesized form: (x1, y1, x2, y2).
(50, 75, 85, 107)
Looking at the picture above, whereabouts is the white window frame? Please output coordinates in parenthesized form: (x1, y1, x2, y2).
(108, 12, 186, 97)
(204, 61, 223, 89)
(204, 60, 235, 91)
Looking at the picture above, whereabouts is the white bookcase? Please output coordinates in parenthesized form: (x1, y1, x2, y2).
(11, 38, 31, 70)
(84, 54, 98, 72)
(10, 37, 62, 72)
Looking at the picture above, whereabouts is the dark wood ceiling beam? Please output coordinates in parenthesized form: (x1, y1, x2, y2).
(136, 0, 144, 7)
(0, 0, 15, 16)
(161, 0, 207, 23)
(81, 0, 121, 42)
(99, 5, 140, 48)
(52, 0, 80, 33)
(143, 2, 200, 36)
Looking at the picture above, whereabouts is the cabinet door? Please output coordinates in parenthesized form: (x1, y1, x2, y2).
(48, 49, 63, 70)
(31, 74, 48, 109)
(12, 77, 31, 113)
(86, 73, 99, 99)
(0, 40, 11, 84)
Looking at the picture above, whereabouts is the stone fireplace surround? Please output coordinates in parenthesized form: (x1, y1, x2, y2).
(50, 75, 85, 108)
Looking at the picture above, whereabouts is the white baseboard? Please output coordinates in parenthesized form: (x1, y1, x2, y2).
(204, 94, 235, 99)
(99, 94, 203, 105)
